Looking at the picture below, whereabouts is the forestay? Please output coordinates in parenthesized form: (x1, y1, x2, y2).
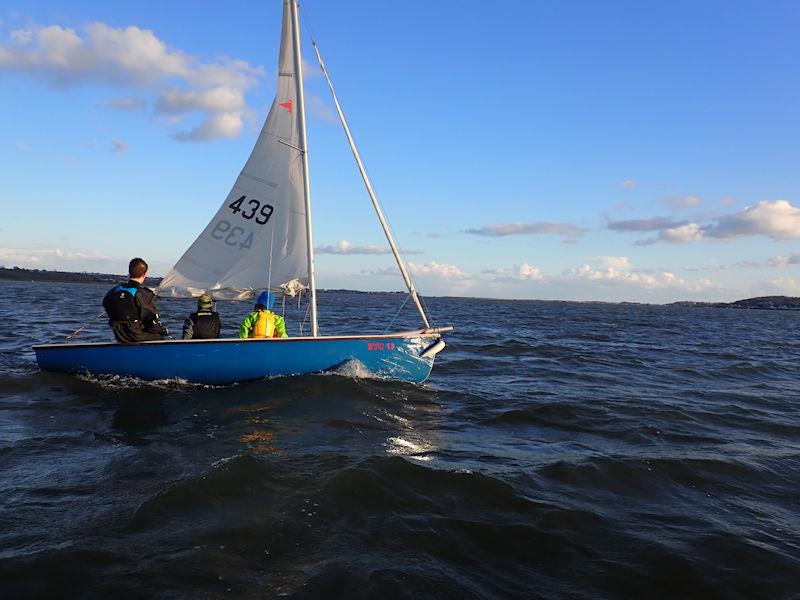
(158, 0, 308, 301)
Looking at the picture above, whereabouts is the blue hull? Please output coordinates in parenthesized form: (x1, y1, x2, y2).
(33, 331, 445, 385)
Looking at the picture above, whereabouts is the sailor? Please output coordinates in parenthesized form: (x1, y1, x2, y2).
(182, 293, 221, 339)
(239, 291, 288, 339)
(102, 258, 168, 343)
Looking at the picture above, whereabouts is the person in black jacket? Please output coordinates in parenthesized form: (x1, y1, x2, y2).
(102, 258, 168, 343)
(182, 293, 221, 339)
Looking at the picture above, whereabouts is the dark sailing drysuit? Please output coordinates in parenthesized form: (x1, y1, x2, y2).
(182, 310, 221, 340)
(102, 280, 167, 343)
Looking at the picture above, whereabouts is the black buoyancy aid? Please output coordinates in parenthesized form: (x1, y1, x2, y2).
(103, 285, 140, 323)
(189, 311, 220, 339)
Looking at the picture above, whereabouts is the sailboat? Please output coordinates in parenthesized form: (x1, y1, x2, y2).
(33, 0, 451, 385)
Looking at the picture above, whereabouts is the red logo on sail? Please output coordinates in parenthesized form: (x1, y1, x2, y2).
(279, 100, 293, 113)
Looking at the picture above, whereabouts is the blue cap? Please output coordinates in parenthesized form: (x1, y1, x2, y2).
(256, 290, 275, 309)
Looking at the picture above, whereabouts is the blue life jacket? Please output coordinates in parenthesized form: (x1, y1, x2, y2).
(114, 285, 138, 296)
(104, 285, 140, 323)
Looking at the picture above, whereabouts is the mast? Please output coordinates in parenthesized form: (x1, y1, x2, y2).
(291, 0, 319, 337)
(312, 42, 430, 329)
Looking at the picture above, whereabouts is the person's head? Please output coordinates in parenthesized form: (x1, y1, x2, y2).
(197, 293, 214, 312)
(129, 257, 148, 282)
(255, 290, 275, 311)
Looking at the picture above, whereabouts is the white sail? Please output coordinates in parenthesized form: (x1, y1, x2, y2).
(158, 0, 308, 300)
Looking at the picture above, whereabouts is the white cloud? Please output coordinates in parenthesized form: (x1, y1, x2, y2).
(0, 21, 263, 141)
(608, 217, 679, 232)
(517, 262, 542, 280)
(464, 221, 584, 242)
(564, 262, 713, 292)
(316, 240, 422, 256)
(0, 245, 120, 271)
(592, 256, 632, 270)
(484, 262, 542, 281)
(612, 199, 800, 245)
(762, 276, 800, 294)
(663, 195, 701, 209)
(766, 253, 800, 268)
(659, 222, 704, 243)
(766, 256, 789, 268)
(620, 179, 636, 189)
(408, 261, 467, 279)
(708, 200, 800, 240)
(156, 87, 250, 141)
(685, 253, 800, 271)
(316, 240, 390, 255)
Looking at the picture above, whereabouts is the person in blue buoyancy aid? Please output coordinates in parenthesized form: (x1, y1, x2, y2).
(102, 258, 168, 343)
(182, 293, 221, 339)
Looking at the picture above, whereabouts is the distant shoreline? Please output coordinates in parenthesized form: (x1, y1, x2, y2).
(0, 266, 162, 287)
(2, 266, 798, 309)
(0, 266, 402, 297)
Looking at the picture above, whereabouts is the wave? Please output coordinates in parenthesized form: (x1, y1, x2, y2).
(128, 454, 286, 531)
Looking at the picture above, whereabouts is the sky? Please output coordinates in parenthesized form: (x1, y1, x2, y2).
(1, 0, 800, 303)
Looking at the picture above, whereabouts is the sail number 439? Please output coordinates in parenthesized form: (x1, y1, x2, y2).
(210, 195, 275, 250)
(228, 195, 273, 224)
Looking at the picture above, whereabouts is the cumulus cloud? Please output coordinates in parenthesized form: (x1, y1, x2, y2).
(607, 217, 680, 232)
(408, 261, 467, 279)
(592, 256, 632, 270)
(0, 21, 262, 141)
(620, 179, 636, 189)
(610, 199, 800, 245)
(662, 195, 701, 209)
(0, 245, 121, 271)
(762, 276, 800, 294)
(315, 240, 422, 256)
(464, 221, 584, 242)
(684, 253, 800, 271)
(707, 200, 800, 240)
(484, 262, 542, 281)
(766, 253, 800, 267)
(659, 222, 704, 243)
(564, 263, 712, 292)
(316, 240, 390, 255)
(517, 263, 542, 279)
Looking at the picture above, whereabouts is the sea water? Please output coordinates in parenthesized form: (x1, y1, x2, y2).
(0, 280, 798, 597)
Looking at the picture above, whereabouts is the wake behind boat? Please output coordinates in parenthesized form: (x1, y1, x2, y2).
(33, 0, 451, 384)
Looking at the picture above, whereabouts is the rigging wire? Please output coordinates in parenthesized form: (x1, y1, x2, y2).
(63, 311, 106, 341)
(299, 1, 320, 45)
(267, 220, 275, 294)
(382, 293, 410, 334)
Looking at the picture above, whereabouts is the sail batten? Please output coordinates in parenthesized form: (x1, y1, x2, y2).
(158, 0, 309, 301)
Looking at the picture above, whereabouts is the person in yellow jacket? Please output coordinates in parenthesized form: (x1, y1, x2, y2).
(239, 291, 288, 339)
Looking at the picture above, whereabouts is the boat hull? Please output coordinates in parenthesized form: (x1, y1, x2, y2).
(33, 331, 445, 385)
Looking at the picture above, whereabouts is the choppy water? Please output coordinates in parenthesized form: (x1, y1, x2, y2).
(1, 280, 799, 598)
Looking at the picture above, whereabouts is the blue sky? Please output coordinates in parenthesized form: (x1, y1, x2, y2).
(2, 0, 800, 302)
